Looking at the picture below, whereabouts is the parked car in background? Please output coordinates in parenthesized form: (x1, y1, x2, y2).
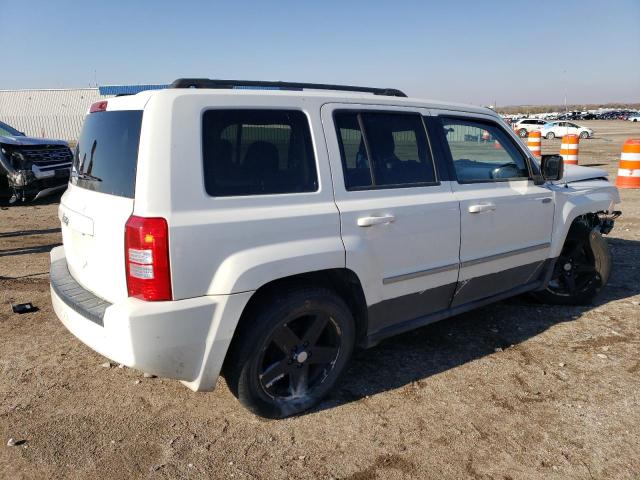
(540, 121, 593, 139)
(628, 114, 640, 122)
(0, 119, 73, 202)
(513, 118, 547, 137)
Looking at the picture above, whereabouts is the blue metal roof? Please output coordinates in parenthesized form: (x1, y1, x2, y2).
(98, 84, 168, 96)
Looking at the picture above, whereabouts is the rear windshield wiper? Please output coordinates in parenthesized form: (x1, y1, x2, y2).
(73, 172, 102, 182)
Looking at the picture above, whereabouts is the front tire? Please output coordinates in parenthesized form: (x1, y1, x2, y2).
(533, 221, 611, 305)
(518, 128, 528, 138)
(579, 131, 589, 139)
(224, 287, 355, 418)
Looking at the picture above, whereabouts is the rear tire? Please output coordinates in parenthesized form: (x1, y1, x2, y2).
(533, 221, 611, 305)
(224, 286, 355, 418)
(518, 129, 528, 138)
(546, 132, 555, 140)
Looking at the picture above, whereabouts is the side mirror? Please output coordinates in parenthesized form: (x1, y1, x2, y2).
(541, 154, 564, 181)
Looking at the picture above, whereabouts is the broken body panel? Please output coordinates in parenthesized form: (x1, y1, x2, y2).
(0, 131, 73, 202)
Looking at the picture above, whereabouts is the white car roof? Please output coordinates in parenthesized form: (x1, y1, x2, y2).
(105, 87, 498, 118)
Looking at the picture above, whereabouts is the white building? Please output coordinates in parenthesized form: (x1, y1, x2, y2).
(0, 85, 167, 142)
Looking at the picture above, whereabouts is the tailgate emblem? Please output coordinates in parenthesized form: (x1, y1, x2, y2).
(61, 214, 69, 226)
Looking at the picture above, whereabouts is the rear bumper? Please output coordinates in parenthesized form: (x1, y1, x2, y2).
(49, 246, 252, 391)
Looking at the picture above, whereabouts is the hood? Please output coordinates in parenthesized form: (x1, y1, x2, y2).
(558, 164, 609, 184)
(0, 134, 68, 147)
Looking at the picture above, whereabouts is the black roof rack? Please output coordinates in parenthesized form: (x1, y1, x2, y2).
(169, 78, 407, 98)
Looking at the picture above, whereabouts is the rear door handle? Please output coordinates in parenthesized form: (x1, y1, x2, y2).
(468, 203, 496, 214)
(357, 215, 395, 227)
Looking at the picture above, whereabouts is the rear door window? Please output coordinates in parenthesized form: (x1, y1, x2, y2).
(202, 110, 317, 196)
(72, 111, 143, 198)
(334, 113, 373, 189)
(334, 111, 436, 189)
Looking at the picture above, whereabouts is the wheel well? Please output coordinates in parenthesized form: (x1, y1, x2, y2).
(233, 269, 369, 347)
(568, 213, 605, 236)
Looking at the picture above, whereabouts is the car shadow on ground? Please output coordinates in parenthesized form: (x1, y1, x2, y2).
(315, 237, 640, 413)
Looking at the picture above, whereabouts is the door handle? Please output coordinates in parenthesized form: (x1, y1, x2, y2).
(357, 215, 395, 227)
(468, 203, 496, 214)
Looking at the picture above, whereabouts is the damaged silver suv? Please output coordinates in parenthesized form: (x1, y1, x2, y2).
(0, 120, 73, 202)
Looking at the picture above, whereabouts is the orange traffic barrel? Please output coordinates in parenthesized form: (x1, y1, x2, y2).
(615, 139, 640, 189)
(560, 134, 579, 165)
(527, 130, 541, 157)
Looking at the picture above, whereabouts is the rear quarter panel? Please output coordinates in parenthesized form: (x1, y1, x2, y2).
(134, 92, 344, 299)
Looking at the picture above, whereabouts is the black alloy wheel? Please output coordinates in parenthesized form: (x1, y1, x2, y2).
(533, 223, 611, 305)
(547, 237, 600, 298)
(258, 312, 342, 400)
(224, 287, 355, 418)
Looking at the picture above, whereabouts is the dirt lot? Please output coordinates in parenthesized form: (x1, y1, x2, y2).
(1, 120, 639, 479)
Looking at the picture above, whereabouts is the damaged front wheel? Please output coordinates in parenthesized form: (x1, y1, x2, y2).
(533, 221, 611, 305)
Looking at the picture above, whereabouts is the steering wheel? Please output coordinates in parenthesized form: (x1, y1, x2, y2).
(491, 162, 522, 179)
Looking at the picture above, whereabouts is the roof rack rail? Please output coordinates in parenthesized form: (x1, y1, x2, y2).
(169, 78, 407, 98)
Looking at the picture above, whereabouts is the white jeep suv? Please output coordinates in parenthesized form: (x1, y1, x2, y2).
(513, 118, 547, 137)
(50, 79, 621, 418)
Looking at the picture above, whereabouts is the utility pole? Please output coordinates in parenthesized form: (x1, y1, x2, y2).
(563, 69, 568, 115)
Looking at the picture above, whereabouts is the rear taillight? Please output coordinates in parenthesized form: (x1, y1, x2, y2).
(125, 216, 172, 301)
(89, 101, 108, 113)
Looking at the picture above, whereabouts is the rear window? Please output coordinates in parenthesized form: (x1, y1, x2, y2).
(72, 111, 143, 198)
(202, 110, 317, 196)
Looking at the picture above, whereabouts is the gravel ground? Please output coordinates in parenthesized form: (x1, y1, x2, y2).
(1, 120, 639, 479)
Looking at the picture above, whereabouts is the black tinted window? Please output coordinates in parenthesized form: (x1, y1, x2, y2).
(362, 113, 435, 186)
(202, 110, 317, 196)
(334, 113, 372, 189)
(440, 117, 529, 182)
(72, 111, 143, 198)
(334, 111, 436, 190)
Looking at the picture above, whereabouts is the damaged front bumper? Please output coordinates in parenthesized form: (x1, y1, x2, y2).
(590, 211, 622, 235)
(1, 148, 70, 201)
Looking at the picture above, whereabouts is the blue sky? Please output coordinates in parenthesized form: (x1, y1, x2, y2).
(1, 0, 638, 105)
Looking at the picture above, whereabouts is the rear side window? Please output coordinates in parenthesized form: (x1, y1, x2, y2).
(72, 111, 143, 198)
(334, 111, 436, 190)
(202, 110, 317, 196)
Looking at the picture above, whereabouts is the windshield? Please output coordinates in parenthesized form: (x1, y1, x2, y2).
(0, 120, 24, 137)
